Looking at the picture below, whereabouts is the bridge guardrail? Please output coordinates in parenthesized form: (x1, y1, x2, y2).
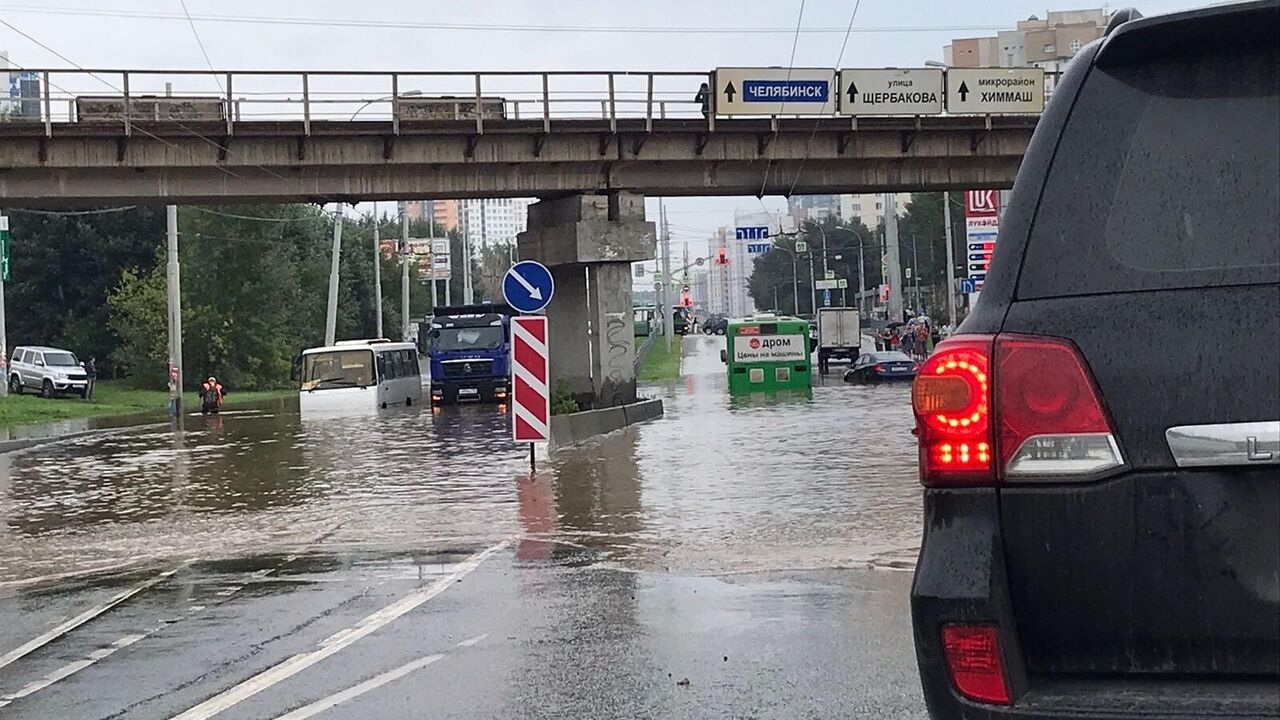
(1, 68, 1062, 138)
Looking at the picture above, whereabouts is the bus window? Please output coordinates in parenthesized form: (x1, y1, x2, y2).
(301, 350, 374, 390)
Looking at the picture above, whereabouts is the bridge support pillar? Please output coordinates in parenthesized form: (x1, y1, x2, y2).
(518, 192, 656, 410)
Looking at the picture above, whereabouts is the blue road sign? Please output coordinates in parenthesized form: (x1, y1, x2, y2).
(959, 278, 978, 294)
(746, 243, 771, 255)
(743, 80, 829, 104)
(735, 226, 770, 240)
(822, 289, 832, 307)
(503, 260, 555, 314)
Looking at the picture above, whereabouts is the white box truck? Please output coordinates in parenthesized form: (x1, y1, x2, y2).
(816, 307, 861, 374)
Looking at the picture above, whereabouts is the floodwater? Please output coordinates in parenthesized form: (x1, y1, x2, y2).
(0, 335, 921, 585)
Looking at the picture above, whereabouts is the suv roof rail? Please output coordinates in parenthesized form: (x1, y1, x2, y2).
(1105, 7, 1144, 35)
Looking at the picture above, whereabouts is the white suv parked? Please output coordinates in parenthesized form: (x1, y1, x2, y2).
(9, 346, 90, 399)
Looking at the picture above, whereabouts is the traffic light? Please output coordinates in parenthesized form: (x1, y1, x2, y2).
(715, 247, 729, 265)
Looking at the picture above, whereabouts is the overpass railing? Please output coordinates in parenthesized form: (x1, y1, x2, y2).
(1, 69, 1063, 137)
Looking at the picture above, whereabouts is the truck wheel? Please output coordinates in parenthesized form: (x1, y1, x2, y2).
(9, 375, 22, 394)
(41, 379, 54, 399)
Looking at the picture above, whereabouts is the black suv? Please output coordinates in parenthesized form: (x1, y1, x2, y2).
(911, 3, 1279, 718)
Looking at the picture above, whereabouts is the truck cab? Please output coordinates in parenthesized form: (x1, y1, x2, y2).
(425, 304, 513, 405)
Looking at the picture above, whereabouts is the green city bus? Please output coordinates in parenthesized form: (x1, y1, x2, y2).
(721, 314, 813, 393)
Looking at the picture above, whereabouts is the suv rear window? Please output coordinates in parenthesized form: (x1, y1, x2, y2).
(1017, 39, 1278, 299)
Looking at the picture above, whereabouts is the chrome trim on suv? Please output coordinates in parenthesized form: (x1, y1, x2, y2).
(1165, 421, 1280, 467)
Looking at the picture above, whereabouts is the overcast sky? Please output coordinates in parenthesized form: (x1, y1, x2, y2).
(2, 0, 1209, 267)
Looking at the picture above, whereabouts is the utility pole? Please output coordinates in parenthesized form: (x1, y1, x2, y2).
(400, 202, 410, 340)
(428, 204, 438, 310)
(857, 242, 866, 317)
(943, 190, 957, 329)
(660, 200, 674, 352)
(463, 200, 478, 304)
(883, 193, 904, 322)
(324, 207, 343, 346)
(807, 249, 817, 316)
(911, 233, 920, 316)
(373, 202, 384, 339)
(166, 205, 184, 415)
(0, 213, 9, 398)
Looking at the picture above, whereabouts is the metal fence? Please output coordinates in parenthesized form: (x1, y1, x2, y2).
(1, 68, 1063, 138)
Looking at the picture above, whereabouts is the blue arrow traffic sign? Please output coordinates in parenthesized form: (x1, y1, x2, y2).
(503, 260, 555, 314)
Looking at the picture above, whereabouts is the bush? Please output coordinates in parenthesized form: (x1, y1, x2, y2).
(550, 379, 580, 415)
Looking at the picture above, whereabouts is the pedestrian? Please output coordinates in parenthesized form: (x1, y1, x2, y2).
(917, 323, 930, 359)
(200, 376, 226, 415)
(901, 328, 914, 358)
(85, 356, 98, 399)
(695, 82, 710, 118)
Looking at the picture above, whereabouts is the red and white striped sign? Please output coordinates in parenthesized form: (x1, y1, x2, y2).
(510, 316, 551, 443)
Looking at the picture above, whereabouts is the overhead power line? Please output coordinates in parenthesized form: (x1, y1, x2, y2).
(788, 0, 865, 197)
(177, 0, 225, 94)
(0, 4, 1005, 35)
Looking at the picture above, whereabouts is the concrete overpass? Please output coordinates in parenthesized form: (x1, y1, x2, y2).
(0, 68, 1048, 410)
(0, 69, 1044, 207)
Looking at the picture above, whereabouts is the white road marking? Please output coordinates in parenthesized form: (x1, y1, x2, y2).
(270, 654, 446, 720)
(0, 633, 146, 705)
(168, 540, 509, 720)
(456, 633, 487, 648)
(0, 552, 311, 709)
(271, 633, 491, 720)
(0, 566, 183, 671)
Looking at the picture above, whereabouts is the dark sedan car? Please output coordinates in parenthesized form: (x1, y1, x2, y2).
(843, 351, 918, 384)
(910, 4, 1279, 719)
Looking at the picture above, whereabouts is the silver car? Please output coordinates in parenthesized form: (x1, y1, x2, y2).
(8, 346, 90, 398)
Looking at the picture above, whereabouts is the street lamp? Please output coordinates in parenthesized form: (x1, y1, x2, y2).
(350, 89, 423, 121)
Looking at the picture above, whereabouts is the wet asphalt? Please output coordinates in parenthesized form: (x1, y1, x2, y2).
(0, 335, 927, 719)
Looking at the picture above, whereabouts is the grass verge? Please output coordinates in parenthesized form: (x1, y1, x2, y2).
(0, 381, 294, 430)
(636, 336, 683, 382)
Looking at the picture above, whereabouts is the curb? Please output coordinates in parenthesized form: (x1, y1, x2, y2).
(549, 398, 664, 448)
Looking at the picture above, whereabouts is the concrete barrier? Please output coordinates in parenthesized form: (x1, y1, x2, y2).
(550, 398, 663, 448)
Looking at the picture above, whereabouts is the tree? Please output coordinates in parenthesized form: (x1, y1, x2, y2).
(896, 192, 966, 317)
(106, 267, 168, 383)
(748, 216, 879, 314)
(6, 207, 165, 376)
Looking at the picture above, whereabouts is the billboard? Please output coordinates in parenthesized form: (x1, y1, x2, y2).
(964, 190, 1000, 297)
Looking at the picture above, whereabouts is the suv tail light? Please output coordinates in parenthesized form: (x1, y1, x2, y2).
(942, 624, 1011, 705)
(912, 337, 994, 486)
(911, 334, 1122, 486)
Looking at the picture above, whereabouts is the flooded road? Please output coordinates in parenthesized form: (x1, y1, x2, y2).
(1, 335, 920, 583)
(0, 335, 927, 719)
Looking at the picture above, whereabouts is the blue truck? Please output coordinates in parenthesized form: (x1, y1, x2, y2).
(422, 303, 513, 405)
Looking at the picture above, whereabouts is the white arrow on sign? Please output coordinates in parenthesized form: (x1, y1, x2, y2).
(510, 268, 543, 301)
